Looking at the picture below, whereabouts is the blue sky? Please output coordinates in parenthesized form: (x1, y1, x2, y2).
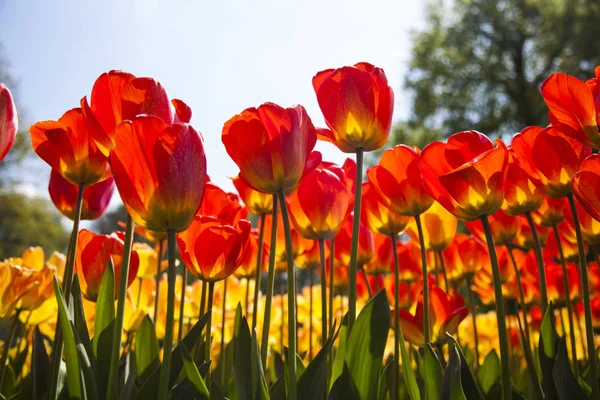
(0, 0, 423, 202)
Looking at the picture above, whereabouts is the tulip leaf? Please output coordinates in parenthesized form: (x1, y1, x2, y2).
(92, 260, 115, 399)
(180, 344, 210, 398)
(345, 290, 391, 400)
(331, 314, 348, 388)
(31, 327, 50, 399)
(538, 303, 559, 400)
(552, 336, 587, 400)
(210, 381, 226, 400)
(0, 364, 15, 399)
(477, 350, 500, 395)
(76, 342, 99, 400)
(397, 328, 420, 400)
(445, 334, 484, 400)
(71, 276, 94, 364)
(120, 352, 137, 400)
(377, 358, 392, 400)
(54, 277, 83, 399)
(514, 313, 544, 400)
(421, 344, 443, 400)
(441, 345, 467, 400)
(135, 315, 160, 380)
(297, 323, 339, 400)
(233, 316, 269, 400)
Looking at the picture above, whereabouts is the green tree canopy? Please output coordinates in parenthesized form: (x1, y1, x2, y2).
(399, 0, 600, 142)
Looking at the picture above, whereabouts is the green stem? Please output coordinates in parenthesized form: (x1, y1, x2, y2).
(278, 190, 297, 400)
(279, 273, 284, 353)
(567, 193, 599, 399)
(524, 211, 548, 314)
(260, 195, 279, 368)
(319, 239, 327, 344)
(220, 278, 228, 387)
(437, 251, 449, 293)
(480, 215, 512, 400)
(252, 214, 266, 332)
(194, 280, 208, 364)
(309, 262, 314, 361)
(360, 266, 373, 298)
(154, 239, 164, 322)
(48, 182, 84, 400)
(245, 278, 250, 317)
(200, 281, 207, 318)
(0, 310, 21, 391)
(506, 244, 531, 350)
(414, 213, 430, 344)
(136, 277, 143, 309)
(157, 229, 178, 399)
(348, 148, 364, 332)
(328, 239, 335, 332)
(391, 234, 402, 400)
(466, 276, 480, 370)
(206, 282, 215, 385)
(552, 224, 579, 378)
(178, 268, 188, 342)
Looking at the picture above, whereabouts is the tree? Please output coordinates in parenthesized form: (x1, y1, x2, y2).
(399, 0, 600, 141)
(0, 191, 69, 259)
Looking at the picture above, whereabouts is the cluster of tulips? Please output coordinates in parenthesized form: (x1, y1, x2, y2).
(1, 62, 600, 400)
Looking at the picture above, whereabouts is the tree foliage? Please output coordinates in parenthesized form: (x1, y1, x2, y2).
(399, 0, 600, 142)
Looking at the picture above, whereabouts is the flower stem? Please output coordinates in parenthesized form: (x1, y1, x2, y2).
(360, 267, 373, 298)
(414, 213, 430, 344)
(48, 182, 84, 400)
(260, 195, 279, 368)
(205, 282, 215, 385)
(524, 211, 548, 314)
(319, 239, 327, 345)
(552, 224, 579, 378)
(154, 239, 164, 322)
(328, 239, 335, 332)
(157, 229, 178, 399)
(0, 310, 21, 390)
(506, 244, 531, 350)
(480, 215, 512, 400)
(309, 261, 314, 361)
(465, 276, 480, 370)
(106, 214, 135, 399)
(391, 234, 403, 400)
(178, 268, 188, 342)
(245, 278, 250, 317)
(437, 251, 449, 293)
(220, 278, 228, 387)
(567, 193, 599, 399)
(278, 190, 297, 400)
(252, 214, 266, 332)
(348, 147, 364, 332)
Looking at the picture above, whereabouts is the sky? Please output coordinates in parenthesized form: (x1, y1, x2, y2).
(0, 0, 424, 209)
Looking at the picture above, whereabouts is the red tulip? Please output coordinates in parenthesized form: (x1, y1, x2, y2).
(363, 233, 394, 276)
(49, 169, 114, 220)
(532, 196, 568, 228)
(442, 233, 487, 281)
(513, 216, 549, 250)
(109, 115, 207, 232)
(313, 62, 394, 152)
(502, 148, 544, 216)
(466, 209, 521, 247)
(232, 174, 273, 215)
(573, 154, 600, 223)
(177, 216, 251, 282)
(334, 213, 374, 267)
(75, 229, 140, 302)
(419, 131, 508, 221)
(361, 182, 411, 236)
(0, 84, 18, 162)
(222, 103, 319, 194)
(198, 183, 247, 226)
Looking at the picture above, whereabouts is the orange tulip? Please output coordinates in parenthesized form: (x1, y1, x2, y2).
(511, 125, 590, 198)
(264, 211, 312, 273)
(383, 275, 412, 311)
(30, 107, 111, 186)
(398, 285, 468, 346)
(546, 261, 580, 304)
(109, 115, 207, 232)
(367, 144, 433, 216)
(295, 240, 322, 271)
(83, 71, 192, 155)
(573, 154, 600, 224)
(177, 216, 251, 282)
(361, 182, 411, 236)
(312, 62, 393, 153)
(513, 216, 549, 250)
(396, 241, 430, 282)
(18, 265, 56, 311)
(0, 262, 39, 317)
(532, 196, 568, 228)
(288, 165, 351, 240)
(48, 169, 114, 220)
(222, 102, 319, 194)
(442, 233, 487, 281)
(235, 230, 269, 279)
(333, 213, 374, 267)
(198, 183, 247, 225)
(502, 148, 544, 215)
(0, 84, 18, 162)
(419, 131, 508, 221)
(363, 234, 394, 276)
(544, 223, 582, 263)
(466, 209, 521, 247)
(405, 201, 457, 252)
(118, 221, 167, 243)
(322, 263, 349, 290)
(540, 66, 600, 148)
(232, 174, 273, 215)
(75, 229, 140, 302)
(563, 194, 600, 246)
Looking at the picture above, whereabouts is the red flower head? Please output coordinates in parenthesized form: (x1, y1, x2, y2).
(177, 216, 251, 283)
(466, 208, 521, 247)
(363, 233, 394, 276)
(405, 201, 458, 252)
(222, 102, 319, 195)
(264, 211, 312, 273)
(109, 115, 207, 232)
(398, 285, 468, 346)
(75, 229, 140, 302)
(513, 216, 549, 250)
(30, 108, 111, 186)
(563, 193, 600, 246)
(295, 240, 323, 271)
(0, 84, 18, 163)
(49, 169, 114, 220)
(511, 126, 590, 198)
(502, 148, 544, 215)
(573, 154, 600, 224)
(383, 275, 412, 311)
(232, 174, 273, 215)
(419, 131, 508, 221)
(442, 233, 488, 281)
(198, 183, 247, 226)
(83, 70, 192, 156)
(546, 261, 580, 304)
(367, 144, 434, 216)
(540, 66, 600, 148)
(234, 230, 269, 279)
(532, 196, 569, 228)
(396, 241, 430, 282)
(313, 62, 394, 153)
(334, 213, 374, 267)
(361, 182, 411, 236)
(288, 164, 352, 240)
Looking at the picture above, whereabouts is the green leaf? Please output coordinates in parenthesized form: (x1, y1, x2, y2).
(541, 303, 557, 359)
(233, 316, 269, 400)
(441, 345, 467, 400)
(31, 327, 50, 399)
(210, 381, 226, 400)
(477, 350, 500, 394)
(92, 260, 115, 399)
(54, 277, 83, 399)
(135, 315, 160, 379)
(538, 303, 558, 400)
(345, 290, 391, 400)
(552, 336, 587, 400)
(76, 343, 99, 400)
(297, 325, 338, 400)
(421, 344, 443, 400)
(445, 334, 484, 400)
(398, 326, 419, 400)
(71, 275, 94, 367)
(330, 314, 348, 388)
(180, 344, 210, 399)
(377, 358, 391, 400)
(0, 365, 15, 399)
